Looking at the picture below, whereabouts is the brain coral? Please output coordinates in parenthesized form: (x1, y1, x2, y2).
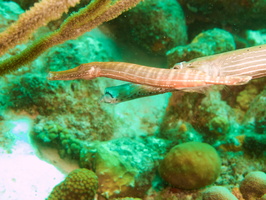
(159, 141, 221, 190)
(240, 171, 266, 200)
(202, 186, 238, 200)
(47, 168, 98, 200)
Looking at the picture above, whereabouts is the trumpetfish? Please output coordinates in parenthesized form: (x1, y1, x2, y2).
(48, 62, 250, 88)
(175, 43, 266, 79)
(48, 44, 266, 103)
(100, 44, 266, 103)
(100, 83, 176, 104)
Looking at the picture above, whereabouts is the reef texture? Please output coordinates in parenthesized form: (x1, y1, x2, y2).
(159, 79, 266, 154)
(47, 168, 98, 200)
(4, 0, 39, 10)
(0, 1, 266, 200)
(0, 1, 23, 32)
(178, 0, 266, 37)
(167, 28, 236, 67)
(202, 186, 238, 200)
(239, 171, 266, 200)
(105, 0, 187, 55)
(0, 4, 122, 142)
(79, 137, 169, 199)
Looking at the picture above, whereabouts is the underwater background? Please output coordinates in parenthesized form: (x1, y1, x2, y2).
(0, 0, 265, 199)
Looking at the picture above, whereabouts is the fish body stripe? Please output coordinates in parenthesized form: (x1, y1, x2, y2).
(49, 62, 250, 88)
(186, 44, 266, 79)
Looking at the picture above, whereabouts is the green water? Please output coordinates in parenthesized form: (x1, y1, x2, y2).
(0, 0, 265, 199)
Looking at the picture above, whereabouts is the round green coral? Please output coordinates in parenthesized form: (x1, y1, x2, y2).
(47, 168, 98, 200)
(159, 141, 221, 190)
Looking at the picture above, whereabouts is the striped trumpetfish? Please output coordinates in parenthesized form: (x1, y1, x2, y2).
(48, 44, 266, 103)
(101, 44, 266, 103)
(48, 62, 251, 88)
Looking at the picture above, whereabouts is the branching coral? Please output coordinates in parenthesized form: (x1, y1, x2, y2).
(0, 0, 142, 75)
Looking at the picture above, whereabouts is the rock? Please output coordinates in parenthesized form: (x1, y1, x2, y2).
(105, 0, 187, 55)
(167, 28, 235, 67)
(178, 0, 266, 32)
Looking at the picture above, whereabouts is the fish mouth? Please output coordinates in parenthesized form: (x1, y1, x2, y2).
(47, 67, 80, 80)
(47, 71, 57, 80)
(47, 71, 73, 80)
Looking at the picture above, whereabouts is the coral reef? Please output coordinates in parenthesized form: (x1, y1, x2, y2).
(5, 0, 39, 11)
(236, 84, 259, 111)
(159, 90, 239, 144)
(1, 0, 266, 200)
(167, 28, 235, 67)
(195, 92, 234, 138)
(105, 0, 187, 55)
(0, 122, 16, 153)
(47, 168, 98, 200)
(79, 137, 169, 199)
(243, 134, 266, 156)
(202, 186, 237, 200)
(215, 153, 265, 188)
(32, 121, 84, 159)
(231, 187, 245, 200)
(178, 0, 266, 36)
(243, 87, 266, 134)
(147, 186, 202, 200)
(159, 141, 221, 189)
(0, 0, 23, 32)
(2, 31, 119, 141)
(92, 144, 138, 198)
(111, 198, 142, 200)
(239, 171, 266, 200)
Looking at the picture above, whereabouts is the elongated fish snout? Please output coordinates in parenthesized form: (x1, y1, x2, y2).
(47, 70, 79, 80)
(47, 71, 57, 80)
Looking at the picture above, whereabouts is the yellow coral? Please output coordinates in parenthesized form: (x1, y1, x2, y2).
(47, 168, 98, 200)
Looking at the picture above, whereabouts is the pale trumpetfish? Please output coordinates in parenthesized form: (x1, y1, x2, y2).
(101, 44, 266, 103)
